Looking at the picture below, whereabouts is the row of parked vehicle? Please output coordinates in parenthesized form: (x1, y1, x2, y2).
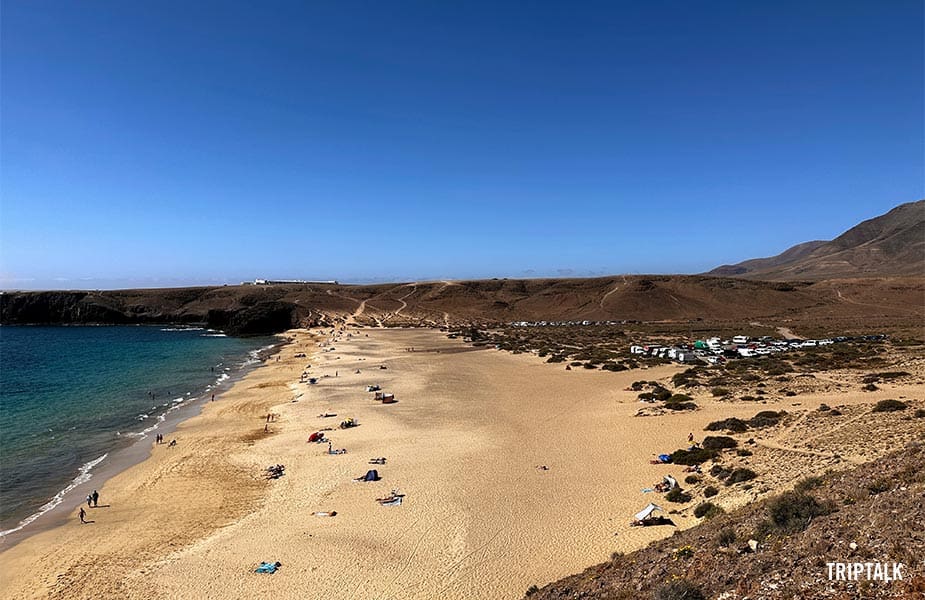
(630, 334, 887, 364)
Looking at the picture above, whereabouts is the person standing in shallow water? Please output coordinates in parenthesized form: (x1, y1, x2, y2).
(92, 490, 99, 507)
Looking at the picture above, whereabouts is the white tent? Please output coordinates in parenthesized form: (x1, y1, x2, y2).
(634, 503, 663, 521)
(664, 475, 678, 490)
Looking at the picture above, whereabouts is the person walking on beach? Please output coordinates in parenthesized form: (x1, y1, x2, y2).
(86, 494, 93, 508)
(79, 507, 87, 524)
(92, 490, 99, 507)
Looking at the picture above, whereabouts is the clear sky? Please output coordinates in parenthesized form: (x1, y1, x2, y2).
(1, 1, 922, 289)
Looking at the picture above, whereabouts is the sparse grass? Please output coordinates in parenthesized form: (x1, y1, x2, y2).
(654, 579, 705, 600)
(794, 475, 825, 492)
(867, 479, 891, 495)
(718, 527, 737, 547)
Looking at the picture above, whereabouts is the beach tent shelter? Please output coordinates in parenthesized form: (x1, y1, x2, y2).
(362, 469, 380, 481)
(664, 475, 678, 490)
(634, 503, 663, 521)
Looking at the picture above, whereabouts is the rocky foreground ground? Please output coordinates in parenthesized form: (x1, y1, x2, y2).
(526, 441, 925, 600)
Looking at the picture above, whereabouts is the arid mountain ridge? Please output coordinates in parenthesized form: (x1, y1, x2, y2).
(2, 201, 922, 334)
(709, 200, 924, 280)
(1, 275, 922, 335)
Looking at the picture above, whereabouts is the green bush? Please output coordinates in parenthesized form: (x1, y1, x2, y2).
(914, 409, 925, 419)
(736, 448, 753, 457)
(665, 401, 698, 411)
(710, 387, 729, 397)
(601, 362, 627, 372)
(767, 491, 831, 533)
(654, 579, 705, 600)
(694, 502, 724, 519)
(704, 417, 749, 433)
(703, 485, 718, 498)
(872, 399, 907, 412)
(670, 447, 718, 465)
(684, 474, 701, 485)
(702, 436, 738, 450)
(749, 410, 787, 428)
(726, 468, 757, 485)
(666, 487, 693, 503)
(709, 465, 731, 480)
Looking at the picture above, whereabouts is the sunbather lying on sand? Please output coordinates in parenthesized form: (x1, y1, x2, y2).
(368, 457, 386, 464)
(312, 511, 337, 517)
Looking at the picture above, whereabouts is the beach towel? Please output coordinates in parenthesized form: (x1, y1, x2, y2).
(255, 562, 279, 574)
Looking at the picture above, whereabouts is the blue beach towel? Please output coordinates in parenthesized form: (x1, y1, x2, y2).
(255, 562, 280, 574)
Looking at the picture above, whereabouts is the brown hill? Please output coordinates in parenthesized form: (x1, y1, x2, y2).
(1, 275, 922, 334)
(709, 200, 925, 280)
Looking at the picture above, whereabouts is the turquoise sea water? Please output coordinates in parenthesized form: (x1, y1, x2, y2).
(0, 325, 273, 533)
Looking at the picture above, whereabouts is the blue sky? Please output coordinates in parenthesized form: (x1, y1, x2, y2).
(2, 1, 922, 289)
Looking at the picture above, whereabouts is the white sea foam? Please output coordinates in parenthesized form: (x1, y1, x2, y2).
(160, 327, 205, 332)
(201, 333, 227, 337)
(0, 454, 108, 538)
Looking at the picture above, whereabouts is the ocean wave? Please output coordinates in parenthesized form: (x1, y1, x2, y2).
(160, 327, 205, 332)
(200, 333, 227, 337)
(0, 454, 108, 538)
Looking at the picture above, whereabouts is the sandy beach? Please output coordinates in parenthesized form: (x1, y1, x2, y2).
(1, 327, 921, 600)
